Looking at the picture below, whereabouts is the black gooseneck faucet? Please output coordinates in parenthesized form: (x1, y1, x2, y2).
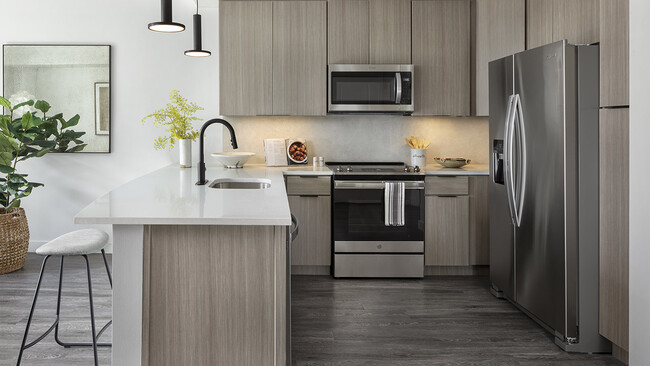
(196, 118, 238, 185)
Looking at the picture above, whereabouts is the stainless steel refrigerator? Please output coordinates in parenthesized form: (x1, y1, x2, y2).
(488, 40, 610, 353)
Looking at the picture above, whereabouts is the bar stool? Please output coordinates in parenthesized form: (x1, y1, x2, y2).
(17, 229, 113, 366)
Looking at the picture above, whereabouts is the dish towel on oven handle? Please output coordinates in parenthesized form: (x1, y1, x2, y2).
(384, 181, 405, 226)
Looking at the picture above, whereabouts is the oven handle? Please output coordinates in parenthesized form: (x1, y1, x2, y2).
(334, 181, 424, 190)
(395, 72, 402, 104)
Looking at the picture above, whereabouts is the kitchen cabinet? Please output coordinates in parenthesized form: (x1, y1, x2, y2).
(425, 196, 470, 266)
(599, 0, 629, 107)
(328, 0, 369, 64)
(219, 1, 273, 116)
(527, 0, 599, 50)
(472, 0, 525, 116)
(412, 0, 470, 116)
(273, 1, 327, 116)
(328, 0, 410, 64)
(526, 0, 553, 49)
(369, 0, 412, 63)
(425, 175, 488, 267)
(287, 176, 331, 270)
(599, 108, 629, 354)
(468, 176, 489, 265)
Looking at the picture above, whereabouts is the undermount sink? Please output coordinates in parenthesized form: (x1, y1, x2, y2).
(208, 178, 272, 189)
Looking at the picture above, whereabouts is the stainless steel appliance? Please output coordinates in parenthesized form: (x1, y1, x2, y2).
(328, 64, 414, 114)
(328, 162, 424, 278)
(489, 40, 610, 353)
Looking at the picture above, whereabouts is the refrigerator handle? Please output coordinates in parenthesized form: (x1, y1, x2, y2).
(503, 94, 518, 227)
(513, 94, 527, 227)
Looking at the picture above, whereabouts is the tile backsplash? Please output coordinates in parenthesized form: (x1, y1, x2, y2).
(221, 115, 489, 165)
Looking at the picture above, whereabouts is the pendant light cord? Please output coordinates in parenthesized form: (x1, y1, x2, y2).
(196, 0, 199, 15)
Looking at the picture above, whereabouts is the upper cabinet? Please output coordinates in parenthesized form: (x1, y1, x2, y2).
(472, 0, 525, 116)
(327, 0, 411, 64)
(328, 0, 369, 64)
(219, 1, 273, 116)
(413, 0, 471, 116)
(599, 0, 629, 107)
(369, 0, 412, 63)
(220, 0, 326, 116)
(273, 1, 327, 116)
(527, 0, 599, 49)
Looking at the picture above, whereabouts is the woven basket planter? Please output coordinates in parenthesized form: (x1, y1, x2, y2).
(0, 208, 30, 274)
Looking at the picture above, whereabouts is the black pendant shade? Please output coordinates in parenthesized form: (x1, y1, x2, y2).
(185, 13, 211, 57)
(148, 0, 185, 33)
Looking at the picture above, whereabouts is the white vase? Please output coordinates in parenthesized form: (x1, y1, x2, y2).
(179, 139, 192, 168)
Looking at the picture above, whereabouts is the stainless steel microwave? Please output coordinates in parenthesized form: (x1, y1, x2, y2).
(328, 64, 414, 114)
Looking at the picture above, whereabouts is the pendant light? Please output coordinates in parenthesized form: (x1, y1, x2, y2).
(148, 0, 185, 33)
(185, 0, 211, 57)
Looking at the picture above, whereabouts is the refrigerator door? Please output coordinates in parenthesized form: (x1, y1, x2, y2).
(512, 41, 571, 338)
(488, 55, 515, 300)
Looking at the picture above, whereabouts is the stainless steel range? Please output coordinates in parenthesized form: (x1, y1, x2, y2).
(327, 162, 425, 278)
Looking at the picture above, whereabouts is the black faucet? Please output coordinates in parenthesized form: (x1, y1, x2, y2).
(196, 118, 238, 185)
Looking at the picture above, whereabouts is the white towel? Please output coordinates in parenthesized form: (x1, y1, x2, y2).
(384, 182, 405, 226)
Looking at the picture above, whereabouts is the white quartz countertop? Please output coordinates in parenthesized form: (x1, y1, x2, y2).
(74, 165, 293, 226)
(75, 163, 489, 226)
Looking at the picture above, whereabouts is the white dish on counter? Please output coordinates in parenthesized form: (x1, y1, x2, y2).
(211, 152, 255, 168)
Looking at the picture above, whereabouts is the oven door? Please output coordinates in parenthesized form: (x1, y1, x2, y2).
(333, 180, 425, 242)
(328, 64, 414, 113)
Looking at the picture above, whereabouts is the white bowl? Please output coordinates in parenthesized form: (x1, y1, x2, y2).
(211, 152, 255, 168)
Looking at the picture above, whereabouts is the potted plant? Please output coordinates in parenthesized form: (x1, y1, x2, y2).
(0, 94, 87, 274)
(142, 90, 203, 168)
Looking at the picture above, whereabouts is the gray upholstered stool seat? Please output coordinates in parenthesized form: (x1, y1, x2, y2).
(35, 229, 109, 256)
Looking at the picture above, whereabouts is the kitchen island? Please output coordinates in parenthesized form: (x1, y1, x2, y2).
(75, 165, 295, 366)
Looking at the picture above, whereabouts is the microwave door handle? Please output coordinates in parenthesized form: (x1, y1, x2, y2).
(395, 72, 402, 104)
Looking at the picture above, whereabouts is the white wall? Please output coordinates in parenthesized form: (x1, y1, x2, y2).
(629, 0, 650, 364)
(0, 0, 222, 251)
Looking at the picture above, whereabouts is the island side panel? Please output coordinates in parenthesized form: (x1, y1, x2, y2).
(142, 225, 287, 366)
(113, 224, 145, 366)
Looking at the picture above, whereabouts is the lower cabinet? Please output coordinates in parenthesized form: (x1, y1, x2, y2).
(425, 175, 489, 267)
(286, 176, 331, 270)
(425, 195, 470, 265)
(288, 195, 331, 266)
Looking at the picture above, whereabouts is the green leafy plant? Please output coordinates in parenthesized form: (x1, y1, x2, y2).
(142, 90, 203, 151)
(0, 95, 87, 210)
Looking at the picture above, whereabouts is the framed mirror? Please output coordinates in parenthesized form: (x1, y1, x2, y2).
(3, 45, 111, 153)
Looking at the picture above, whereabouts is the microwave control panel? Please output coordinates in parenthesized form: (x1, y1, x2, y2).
(401, 73, 412, 105)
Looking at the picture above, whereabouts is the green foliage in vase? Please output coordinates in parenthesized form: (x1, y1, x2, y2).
(141, 90, 203, 151)
(0, 95, 87, 210)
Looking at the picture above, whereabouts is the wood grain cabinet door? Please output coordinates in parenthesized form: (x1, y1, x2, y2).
(599, 108, 629, 352)
(425, 195, 470, 265)
(412, 0, 471, 116)
(219, 1, 273, 116)
(369, 0, 412, 64)
(527, 0, 599, 50)
(328, 0, 369, 64)
(472, 0, 525, 116)
(288, 195, 332, 266)
(468, 176, 489, 265)
(273, 1, 327, 116)
(599, 0, 629, 107)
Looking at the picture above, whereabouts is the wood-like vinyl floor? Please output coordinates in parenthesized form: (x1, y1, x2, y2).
(1, 255, 624, 365)
(291, 276, 625, 366)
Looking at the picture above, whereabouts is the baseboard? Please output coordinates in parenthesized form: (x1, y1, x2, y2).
(424, 265, 489, 276)
(28, 240, 113, 254)
(612, 343, 629, 364)
(291, 265, 330, 275)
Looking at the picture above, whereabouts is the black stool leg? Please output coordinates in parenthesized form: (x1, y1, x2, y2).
(83, 254, 99, 366)
(101, 249, 112, 288)
(55, 254, 111, 348)
(16, 255, 51, 366)
(54, 256, 65, 347)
